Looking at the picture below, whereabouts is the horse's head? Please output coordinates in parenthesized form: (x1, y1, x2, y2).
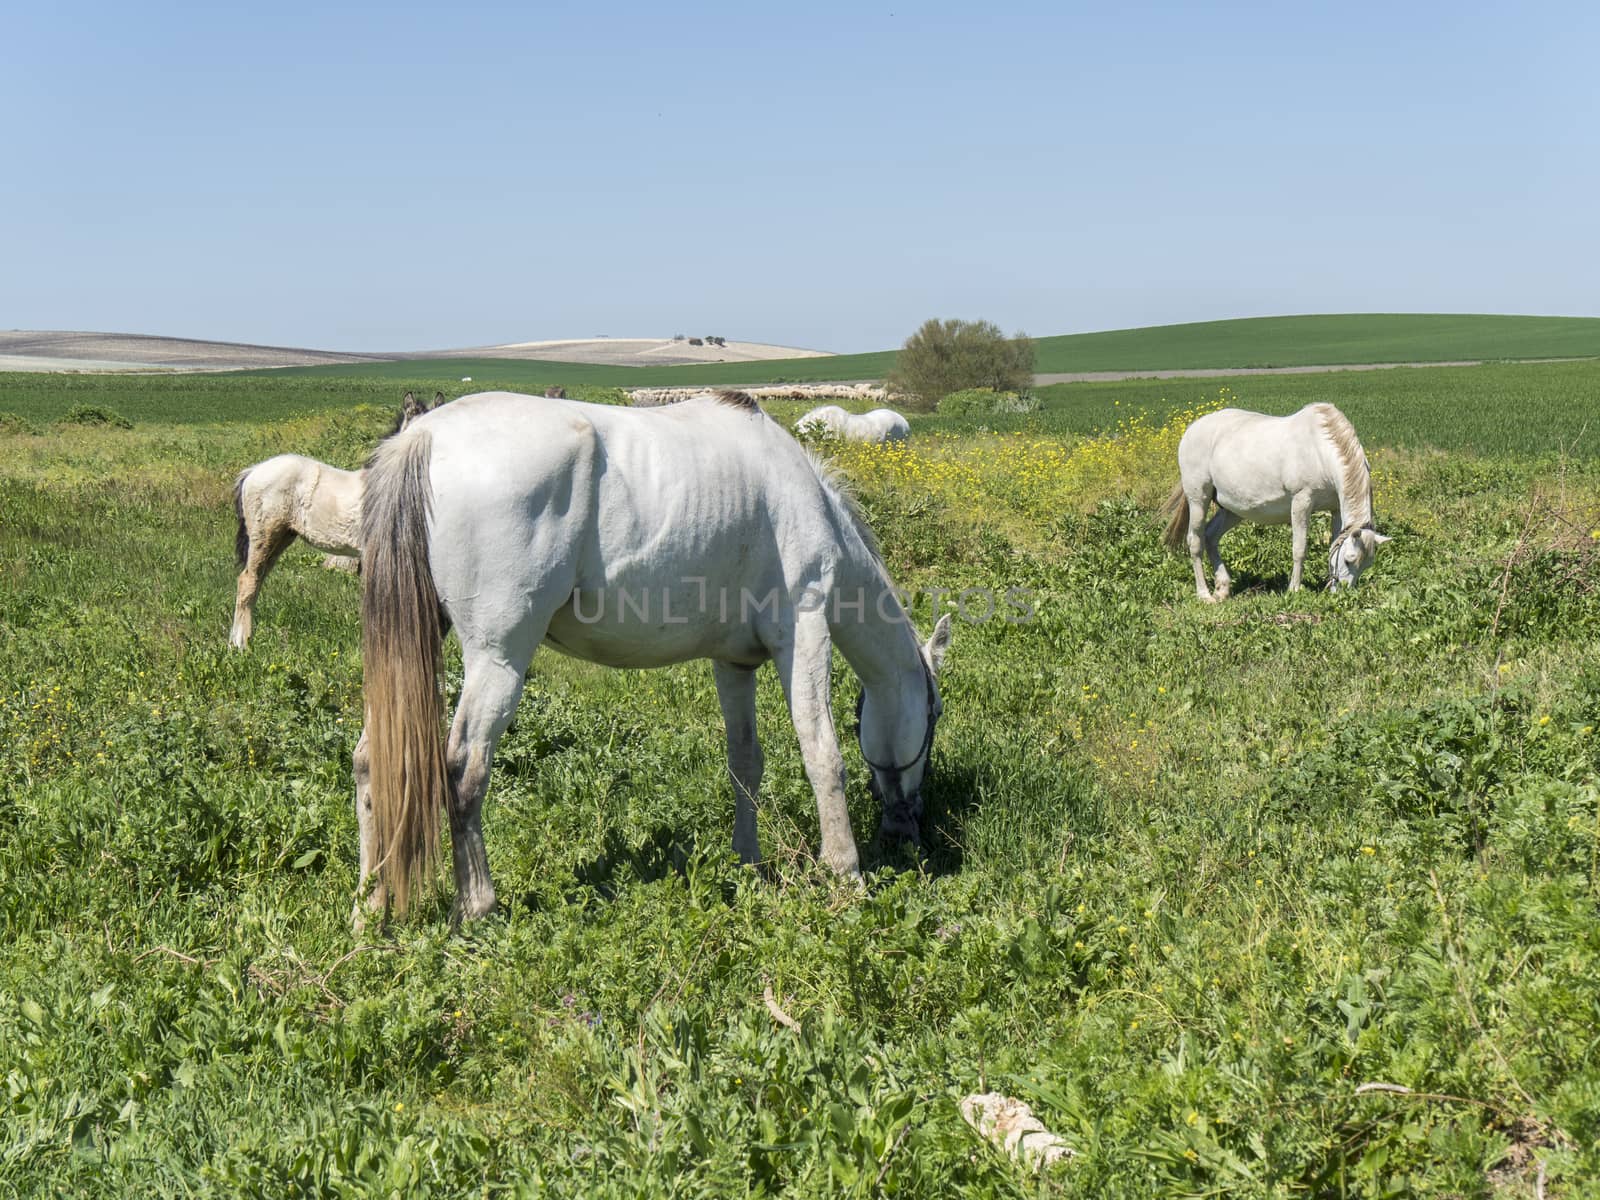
(857, 614, 953, 846)
(1328, 525, 1392, 590)
(395, 391, 428, 432)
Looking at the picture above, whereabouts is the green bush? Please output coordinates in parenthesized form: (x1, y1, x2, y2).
(0, 411, 40, 435)
(887, 318, 1035, 411)
(937, 387, 1040, 416)
(58, 404, 133, 430)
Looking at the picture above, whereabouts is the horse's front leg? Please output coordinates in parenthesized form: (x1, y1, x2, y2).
(712, 661, 764, 867)
(772, 615, 861, 881)
(1288, 494, 1312, 592)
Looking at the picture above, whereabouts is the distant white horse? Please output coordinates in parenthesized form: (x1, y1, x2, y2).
(1163, 402, 1391, 601)
(228, 392, 438, 648)
(354, 389, 952, 925)
(796, 405, 910, 444)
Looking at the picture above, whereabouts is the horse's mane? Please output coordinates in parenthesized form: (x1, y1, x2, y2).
(1314, 404, 1372, 517)
(803, 448, 885, 567)
(713, 389, 761, 412)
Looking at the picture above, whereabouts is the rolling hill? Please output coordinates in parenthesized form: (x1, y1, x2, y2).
(264, 313, 1600, 389)
(4, 315, 1598, 392)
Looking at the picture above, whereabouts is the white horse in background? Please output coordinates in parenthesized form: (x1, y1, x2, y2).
(228, 392, 439, 648)
(1163, 402, 1391, 601)
(354, 389, 952, 926)
(796, 404, 911, 444)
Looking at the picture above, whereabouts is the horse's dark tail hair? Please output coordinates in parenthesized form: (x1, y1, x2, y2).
(233, 469, 251, 567)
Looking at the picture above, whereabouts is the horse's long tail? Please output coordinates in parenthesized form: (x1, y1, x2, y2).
(360, 428, 450, 915)
(233, 469, 251, 567)
(1161, 483, 1190, 552)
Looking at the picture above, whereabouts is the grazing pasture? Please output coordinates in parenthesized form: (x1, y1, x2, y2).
(1, 363, 1598, 1196)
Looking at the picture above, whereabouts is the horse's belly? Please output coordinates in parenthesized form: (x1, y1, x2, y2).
(543, 587, 767, 668)
(1214, 487, 1293, 524)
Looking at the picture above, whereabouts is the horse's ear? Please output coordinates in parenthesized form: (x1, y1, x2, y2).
(403, 391, 414, 405)
(433, 392, 445, 407)
(924, 613, 953, 676)
(1372, 532, 1392, 545)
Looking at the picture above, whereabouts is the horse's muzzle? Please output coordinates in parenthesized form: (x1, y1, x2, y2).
(871, 774, 925, 845)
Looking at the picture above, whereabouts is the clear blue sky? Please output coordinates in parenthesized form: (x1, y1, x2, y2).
(4, 1, 1596, 352)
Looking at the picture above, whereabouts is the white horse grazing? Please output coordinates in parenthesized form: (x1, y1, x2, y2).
(230, 457, 363, 648)
(228, 392, 438, 648)
(796, 405, 911, 444)
(354, 389, 952, 925)
(1163, 403, 1391, 601)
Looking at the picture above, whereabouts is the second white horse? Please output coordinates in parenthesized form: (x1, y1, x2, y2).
(1163, 403, 1391, 601)
(796, 405, 910, 444)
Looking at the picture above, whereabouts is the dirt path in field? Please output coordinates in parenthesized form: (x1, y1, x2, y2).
(1030, 357, 1593, 386)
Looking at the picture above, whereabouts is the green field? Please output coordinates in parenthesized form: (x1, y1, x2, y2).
(2, 362, 1598, 1195)
(250, 313, 1600, 391)
(5, 357, 1599, 462)
(1024, 313, 1600, 373)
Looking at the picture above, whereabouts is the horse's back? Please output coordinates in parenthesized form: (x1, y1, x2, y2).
(866, 409, 910, 442)
(797, 404, 847, 433)
(406, 390, 846, 666)
(242, 453, 335, 512)
(1178, 405, 1337, 519)
(416, 389, 833, 581)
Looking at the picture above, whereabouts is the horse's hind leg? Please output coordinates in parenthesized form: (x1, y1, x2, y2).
(1186, 493, 1214, 601)
(1204, 508, 1241, 600)
(771, 613, 861, 881)
(713, 661, 764, 866)
(444, 640, 538, 924)
(229, 525, 294, 649)
(351, 727, 387, 930)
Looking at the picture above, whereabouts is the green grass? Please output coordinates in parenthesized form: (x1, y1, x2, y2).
(2, 364, 1598, 1195)
(248, 314, 1600, 390)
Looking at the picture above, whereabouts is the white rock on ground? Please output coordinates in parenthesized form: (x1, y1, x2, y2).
(959, 1093, 1074, 1168)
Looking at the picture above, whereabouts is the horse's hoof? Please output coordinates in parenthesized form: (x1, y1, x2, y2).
(449, 893, 497, 927)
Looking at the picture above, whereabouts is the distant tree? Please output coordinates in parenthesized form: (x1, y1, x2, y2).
(887, 319, 1035, 412)
(688, 337, 704, 346)
(673, 333, 686, 341)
